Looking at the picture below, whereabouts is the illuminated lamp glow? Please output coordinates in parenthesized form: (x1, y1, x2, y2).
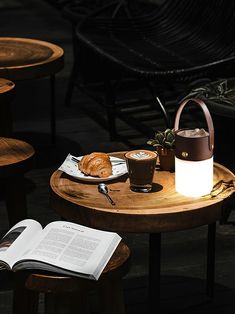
(175, 156, 213, 197)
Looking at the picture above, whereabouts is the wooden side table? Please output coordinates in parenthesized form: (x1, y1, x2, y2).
(13, 242, 130, 314)
(50, 152, 235, 313)
(0, 137, 35, 314)
(0, 137, 35, 227)
(0, 37, 64, 143)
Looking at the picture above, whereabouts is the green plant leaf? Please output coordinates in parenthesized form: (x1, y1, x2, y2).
(147, 128, 175, 148)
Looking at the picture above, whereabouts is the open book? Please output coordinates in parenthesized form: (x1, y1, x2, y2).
(0, 219, 121, 280)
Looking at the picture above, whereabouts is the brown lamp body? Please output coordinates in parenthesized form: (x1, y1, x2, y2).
(174, 98, 214, 161)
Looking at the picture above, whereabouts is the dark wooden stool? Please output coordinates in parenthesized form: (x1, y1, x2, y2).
(13, 241, 131, 314)
(0, 37, 64, 143)
(0, 137, 35, 227)
(0, 137, 35, 314)
(0, 78, 15, 137)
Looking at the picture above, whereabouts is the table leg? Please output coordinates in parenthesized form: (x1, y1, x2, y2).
(97, 278, 125, 314)
(0, 100, 13, 137)
(149, 233, 161, 314)
(206, 222, 216, 298)
(12, 273, 39, 314)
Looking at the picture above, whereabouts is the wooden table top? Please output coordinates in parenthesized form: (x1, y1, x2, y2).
(0, 37, 64, 80)
(50, 152, 235, 233)
(0, 137, 35, 177)
(0, 78, 15, 96)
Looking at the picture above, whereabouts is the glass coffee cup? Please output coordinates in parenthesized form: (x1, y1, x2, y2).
(125, 150, 157, 192)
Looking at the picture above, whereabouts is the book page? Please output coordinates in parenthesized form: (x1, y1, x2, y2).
(14, 221, 121, 280)
(0, 219, 42, 269)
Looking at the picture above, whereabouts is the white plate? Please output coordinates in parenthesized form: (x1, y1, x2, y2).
(59, 153, 127, 182)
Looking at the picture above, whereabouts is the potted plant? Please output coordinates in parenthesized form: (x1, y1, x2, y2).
(147, 128, 175, 171)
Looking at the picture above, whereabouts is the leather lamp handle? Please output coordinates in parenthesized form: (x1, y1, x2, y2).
(174, 98, 214, 151)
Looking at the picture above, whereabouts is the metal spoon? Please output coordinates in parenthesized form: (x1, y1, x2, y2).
(98, 183, 116, 206)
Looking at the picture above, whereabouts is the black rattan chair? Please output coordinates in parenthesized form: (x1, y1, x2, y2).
(62, 0, 106, 71)
(66, 0, 235, 139)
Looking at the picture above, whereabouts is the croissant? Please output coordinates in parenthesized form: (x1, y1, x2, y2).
(79, 152, 112, 178)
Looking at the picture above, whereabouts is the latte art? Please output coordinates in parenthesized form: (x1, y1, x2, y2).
(126, 149, 157, 161)
(131, 151, 151, 160)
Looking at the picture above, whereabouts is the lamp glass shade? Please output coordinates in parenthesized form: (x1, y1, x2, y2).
(175, 157, 213, 197)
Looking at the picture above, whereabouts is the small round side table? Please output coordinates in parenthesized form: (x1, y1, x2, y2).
(0, 137, 35, 227)
(0, 37, 64, 143)
(50, 151, 235, 314)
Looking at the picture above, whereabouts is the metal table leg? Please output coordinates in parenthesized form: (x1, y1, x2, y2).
(206, 222, 216, 298)
(149, 232, 161, 314)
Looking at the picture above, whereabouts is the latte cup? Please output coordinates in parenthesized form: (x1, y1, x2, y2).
(125, 150, 157, 192)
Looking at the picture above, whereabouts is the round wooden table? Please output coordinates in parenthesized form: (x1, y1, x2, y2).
(0, 137, 35, 226)
(0, 37, 64, 143)
(50, 152, 235, 313)
(0, 37, 64, 80)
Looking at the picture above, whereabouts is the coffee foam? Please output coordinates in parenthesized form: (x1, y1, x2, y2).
(125, 150, 156, 160)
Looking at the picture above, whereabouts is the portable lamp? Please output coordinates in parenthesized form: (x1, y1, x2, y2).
(174, 98, 214, 197)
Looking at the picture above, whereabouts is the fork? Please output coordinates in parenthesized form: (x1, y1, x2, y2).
(71, 156, 81, 163)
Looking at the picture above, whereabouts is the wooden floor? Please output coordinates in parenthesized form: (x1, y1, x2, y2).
(0, 0, 235, 313)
